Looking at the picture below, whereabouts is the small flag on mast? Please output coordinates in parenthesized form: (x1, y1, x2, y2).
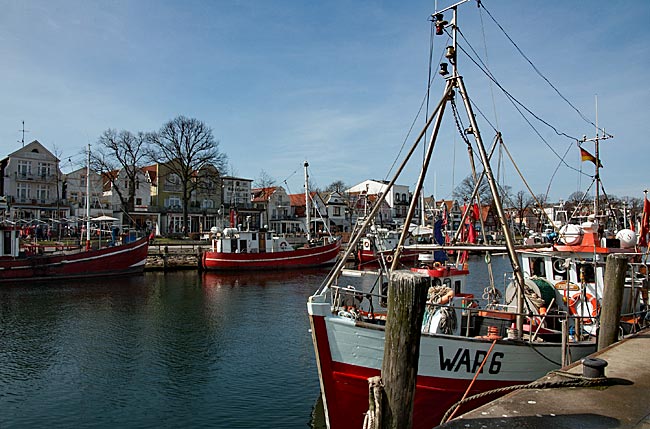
(579, 147, 603, 168)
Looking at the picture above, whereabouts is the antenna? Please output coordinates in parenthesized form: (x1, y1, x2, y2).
(18, 120, 29, 147)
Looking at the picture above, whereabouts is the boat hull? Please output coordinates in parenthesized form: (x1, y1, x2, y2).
(0, 237, 150, 282)
(308, 306, 597, 429)
(201, 240, 340, 271)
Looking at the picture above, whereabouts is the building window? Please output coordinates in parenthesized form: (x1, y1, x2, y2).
(17, 183, 30, 200)
(36, 185, 49, 200)
(17, 161, 31, 176)
(37, 162, 52, 178)
(168, 197, 181, 208)
(136, 198, 143, 206)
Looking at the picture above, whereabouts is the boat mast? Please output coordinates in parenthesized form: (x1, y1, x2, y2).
(594, 96, 599, 218)
(304, 161, 311, 241)
(435, 1, 527, 336)
(86, 144, 91, 251)
(579, 96, 611, 223)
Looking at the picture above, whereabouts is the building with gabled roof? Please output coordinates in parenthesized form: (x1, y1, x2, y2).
(251, 186, 302, 234)
(346, 179, 415, 226)
(0, 140, 69, 223)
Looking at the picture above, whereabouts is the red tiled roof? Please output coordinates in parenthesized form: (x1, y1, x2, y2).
(251, 187, 277, 202)
(288, 191, 318, 207)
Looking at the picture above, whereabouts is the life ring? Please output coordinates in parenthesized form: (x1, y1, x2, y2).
(433, 261, 442, 268)
(568, 292, 600, 324)
(280, 242, 287, 249)
(386, 255, 394, 263)
(363, 241, 370, 250)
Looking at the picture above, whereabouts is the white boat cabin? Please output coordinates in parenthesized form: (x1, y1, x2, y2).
(520, 219, 646, 317)
(0, 228, 20, 257)
(211, 228, 294, 254)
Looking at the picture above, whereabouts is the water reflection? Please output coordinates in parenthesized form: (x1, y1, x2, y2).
(0, 270, 325, 428)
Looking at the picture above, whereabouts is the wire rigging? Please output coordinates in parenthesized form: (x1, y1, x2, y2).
(479, 2, 610, 136)
(384, 30, 450, 182)
(453, 30, 587, 176)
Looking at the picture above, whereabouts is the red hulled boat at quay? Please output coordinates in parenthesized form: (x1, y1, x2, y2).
(0, 225, 150, 282)
(307, 3, 648, 428)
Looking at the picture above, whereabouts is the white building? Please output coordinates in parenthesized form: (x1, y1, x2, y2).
(347, 179, 414, 225)
(64, 167, 107, 219)
(0, 140, 69, 222)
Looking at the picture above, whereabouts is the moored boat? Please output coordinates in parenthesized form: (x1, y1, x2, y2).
(307, 3, 647, 428)
(357, 226, 421, 266)
(201, 228, 340, 271)
(0, 225, 150, 282)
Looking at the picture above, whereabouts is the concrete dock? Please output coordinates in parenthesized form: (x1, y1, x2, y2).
(440, 328, 650, 429)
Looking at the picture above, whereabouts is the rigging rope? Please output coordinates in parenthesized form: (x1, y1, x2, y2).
(384, 33, 449, 182)
(478, 2, 610, 137)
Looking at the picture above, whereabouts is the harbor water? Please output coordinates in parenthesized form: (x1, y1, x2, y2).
(0, 255, 511, 428)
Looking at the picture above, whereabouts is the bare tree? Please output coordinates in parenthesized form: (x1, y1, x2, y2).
(452, 174, 492, 205)
(512, 190, 533, 233)
(326, 180, 347, 193)
(147, 116, 227, 236)
(565, 191, 592, 219)
(91, 129, 149, 224)
(254, 170, 276, 188)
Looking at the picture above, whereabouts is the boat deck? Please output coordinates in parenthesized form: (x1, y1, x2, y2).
(439, 327, 650, 428)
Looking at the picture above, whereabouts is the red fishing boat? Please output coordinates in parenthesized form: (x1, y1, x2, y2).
(201, 228, 340, 271)
(202, 160, 341, 271)
(306, 3, 636, 428)
(0, 225, 150, 282)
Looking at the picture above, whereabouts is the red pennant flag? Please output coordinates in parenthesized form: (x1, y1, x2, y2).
(580, 147, 603, 168)
(230, 209, 236, 227)
(639, 198, 650, 247)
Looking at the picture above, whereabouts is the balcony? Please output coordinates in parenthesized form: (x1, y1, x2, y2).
(14, 172, 57, 182)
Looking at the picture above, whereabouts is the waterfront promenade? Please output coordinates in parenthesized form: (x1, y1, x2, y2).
(440, 328, 650, 428)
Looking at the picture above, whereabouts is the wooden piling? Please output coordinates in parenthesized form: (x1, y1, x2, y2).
(197, 246, 203, 272)
(598, 254, 629, 350)
(365, 270, 428, 429)
(163, 245, 169, 272)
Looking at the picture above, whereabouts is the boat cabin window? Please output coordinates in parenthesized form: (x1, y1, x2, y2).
(239, 239, 248, 253)
(577, 263, 595, 283)
(230, 238, 238, 253)
(454, 280, 462, 295)
(529, 257, 546, 277)
(3, 231, 11, 255)
(251, 233, 257, 241)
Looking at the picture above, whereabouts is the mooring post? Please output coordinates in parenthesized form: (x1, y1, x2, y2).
(163, 245, 169, 272)
(365, 270, 428, 429)
(197, 246, 203, 272)
(598, 254, 628, 350)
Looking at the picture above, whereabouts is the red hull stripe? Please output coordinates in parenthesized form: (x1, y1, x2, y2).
(0, 237, 149, 282)
(310, 314, 533, 429)
(202, 241, 340, 270)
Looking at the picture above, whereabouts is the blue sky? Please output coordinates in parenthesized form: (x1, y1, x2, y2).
(1, 0, 649, 202)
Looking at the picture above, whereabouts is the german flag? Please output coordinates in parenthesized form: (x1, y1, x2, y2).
(579, 147, 603, 168)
